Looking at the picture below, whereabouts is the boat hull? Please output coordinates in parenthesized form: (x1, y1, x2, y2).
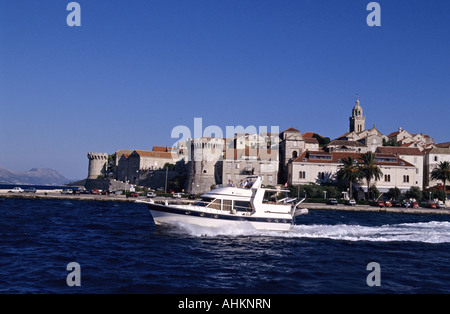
(147, 203, 293, 232)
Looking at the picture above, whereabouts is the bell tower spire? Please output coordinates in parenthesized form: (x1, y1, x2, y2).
(349, 98, 366, 133)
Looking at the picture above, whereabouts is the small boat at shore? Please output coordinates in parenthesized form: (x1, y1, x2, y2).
(137, 176, 308, 231)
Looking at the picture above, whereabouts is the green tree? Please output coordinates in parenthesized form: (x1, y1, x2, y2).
(336, 156, 359, 199)
(405, 186, 422, 201)
(313, 133, 331, 147)
(102, 153, 116, 178)
(431, 161, 450, 200)
(358, 151, 383, 200)
(387, 187, 402, 201)
(368, 185, 380, 200)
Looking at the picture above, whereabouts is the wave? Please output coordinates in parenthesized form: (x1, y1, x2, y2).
(174, 221, 450, 244)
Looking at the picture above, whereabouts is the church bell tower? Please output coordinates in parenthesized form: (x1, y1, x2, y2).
(349, 99, 366, 133)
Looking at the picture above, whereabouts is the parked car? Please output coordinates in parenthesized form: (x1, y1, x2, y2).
(327, 198, 338, 205)
(401, 201, 410, 208)
(147, 192, 156, 198)
(188, 194, 197, 200)
(428, 202, 437, 209)
(61, 189, 73, 194)
(392, 201, 402, 207)
(345, 199, 356, 206)
(384, 201, 392, 207)
(172, 192, 183, 199)
(130, 192, 139, 197)
(377, 200, 385, 207)
(411, 201, 419, 208)
(436, 201, 446, 209)
(91, 189, 100, 195)
(24, 187, 36, 193)
(9, 187, 24, 193)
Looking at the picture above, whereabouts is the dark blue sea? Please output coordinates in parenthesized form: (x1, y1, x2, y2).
(1, 197, 449, 294)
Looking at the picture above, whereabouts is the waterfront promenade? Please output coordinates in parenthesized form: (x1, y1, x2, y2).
(1, 190, 449, 216)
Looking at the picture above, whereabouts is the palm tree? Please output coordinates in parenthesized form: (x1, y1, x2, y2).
(336, 156, 359, 199)
(431, 161, 450, 200)
(358, 151, 383, 200)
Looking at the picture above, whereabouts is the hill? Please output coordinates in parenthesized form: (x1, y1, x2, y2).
(0, 166, 70, 185)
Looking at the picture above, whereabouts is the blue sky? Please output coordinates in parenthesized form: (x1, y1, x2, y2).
(0, 0, 449, 180)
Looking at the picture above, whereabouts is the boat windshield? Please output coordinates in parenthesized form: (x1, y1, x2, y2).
(196, 197, 213, 207)
(263, 190, 294, 204)
(195, 197, 253, 212)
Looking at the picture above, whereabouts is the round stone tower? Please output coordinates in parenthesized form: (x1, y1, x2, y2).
(186, 138, 224, 194)
(87, 152, 108, 179)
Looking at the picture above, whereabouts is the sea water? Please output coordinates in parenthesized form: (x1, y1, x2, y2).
(0, 197, 449, 293)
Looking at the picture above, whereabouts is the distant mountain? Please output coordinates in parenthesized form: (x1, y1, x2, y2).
(0, 166, 70, 186)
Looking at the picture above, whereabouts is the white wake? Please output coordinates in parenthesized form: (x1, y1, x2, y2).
(174, 221, 450, 244)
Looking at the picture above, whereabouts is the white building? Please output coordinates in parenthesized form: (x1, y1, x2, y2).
(289, 151, 418, 193)
(423, 147, 450, 189)
(375, 147, 424, 189)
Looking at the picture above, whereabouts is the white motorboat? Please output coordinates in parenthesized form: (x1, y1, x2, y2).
(137, 176, 308, 231)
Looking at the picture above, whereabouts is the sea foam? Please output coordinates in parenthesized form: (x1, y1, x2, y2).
(176, 221, 450, 244)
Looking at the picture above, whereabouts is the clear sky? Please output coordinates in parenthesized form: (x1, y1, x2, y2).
(1, 0, 449, 180)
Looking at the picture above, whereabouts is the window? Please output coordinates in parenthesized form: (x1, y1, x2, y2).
(234, 201, 252, 212)
(403, 175, 410, 183)
(235, 163, 240, 169)
(223, 199, 232, 212)
(227, 162, 231, 169)
(207, 199, 222, 210)
(384, 174, 391, 182)
(268, 175, 273, 182)
(434, 156, 438, 162)
(299, 171, 306, 179)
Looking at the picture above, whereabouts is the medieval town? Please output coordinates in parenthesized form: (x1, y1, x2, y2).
(85, 99, 450, 205)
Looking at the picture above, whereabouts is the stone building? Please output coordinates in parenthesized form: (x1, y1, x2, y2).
(185, 137, 225, 194)
(289, 151, 418, 193)
(278, 127, 319, 184)
(336, 99, 387, 152)
(349, 99, 365, 133)
(222, 147, 279, 187)
(87, 152, 108, 179)
(387, 127, 434, 151)
(115, 147, 184, 185)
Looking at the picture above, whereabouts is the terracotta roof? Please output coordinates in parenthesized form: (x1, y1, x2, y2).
(335, 131, 351, 139)
(132, 150, 174, 159)
(302, 132, 316, 139)
(435, 142, 450, 148)
(375, 147, 423, 156)
(304, 138, 319, 144)
(119, 153, 130, 160)
(426, 147, 450, 154)
(328, 139, 366, 147)
(282, 127, 301, 133)
(153, 146, 169, 152)
(387, 131, 400, 138)
(293, 151, 414, 167)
